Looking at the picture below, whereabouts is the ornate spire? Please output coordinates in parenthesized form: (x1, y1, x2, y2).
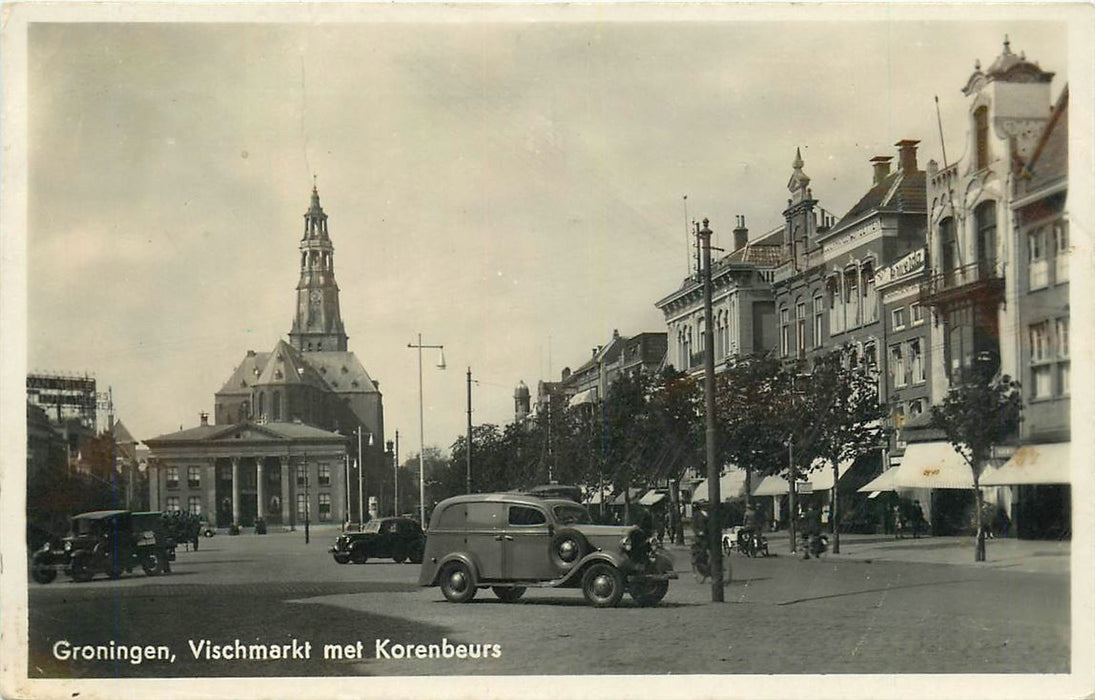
(290, 184, 347, 353)
(787, 147, 811, 193)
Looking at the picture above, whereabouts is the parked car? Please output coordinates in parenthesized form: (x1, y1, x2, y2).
(131, 511, 177, 568)
(418, 493, 677, 607)
(30, 510, 170, 584)
(329, 517, 426, 565)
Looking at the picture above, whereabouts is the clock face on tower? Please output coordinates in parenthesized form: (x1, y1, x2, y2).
(309, 290, 322, 302)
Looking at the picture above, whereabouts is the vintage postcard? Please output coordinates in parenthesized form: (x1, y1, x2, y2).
(2, 2, 1092, 699)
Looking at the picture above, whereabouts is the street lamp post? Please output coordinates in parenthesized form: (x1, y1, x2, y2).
(466, 367, 473, 494)
(303, 452, 310, 545)
(408, 334, 445, 526)
(393, 430, 400, 516)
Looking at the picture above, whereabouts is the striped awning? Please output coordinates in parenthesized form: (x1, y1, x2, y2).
(893, 441, 974, 489)
(639, 490, 668, 506)
(691, 468, 748, 502)
(981, 443, 1070, 485)
(567, 388, 597, 407)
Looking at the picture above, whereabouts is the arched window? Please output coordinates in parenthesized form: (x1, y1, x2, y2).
(975, 201, 997, 271)
(257, 392, 265, 419)
(272, 391, 282, 421)
(974, 106, 990, 169)
(939, 217, 957, 273)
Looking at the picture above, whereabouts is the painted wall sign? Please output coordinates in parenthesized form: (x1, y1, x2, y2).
(875, 248, 926, 287)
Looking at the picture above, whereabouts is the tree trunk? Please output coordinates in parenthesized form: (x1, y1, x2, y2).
(745, 467, 753, 509)
(668, 478, 682, 545)
(974, 471, 986, 562)
(831, 459, 841, 554)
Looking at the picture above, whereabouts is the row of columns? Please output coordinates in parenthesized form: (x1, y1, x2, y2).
(229, 456, 293, 527)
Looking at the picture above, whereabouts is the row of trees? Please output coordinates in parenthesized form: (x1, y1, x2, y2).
(410, 348, 1021, 562)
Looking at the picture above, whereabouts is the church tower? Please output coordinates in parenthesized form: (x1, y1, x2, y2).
(289, 185, 348, 353)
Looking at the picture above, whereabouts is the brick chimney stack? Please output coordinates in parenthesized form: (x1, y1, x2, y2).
(895, 139, 920, 173)
(732, 215, 749, 250)
(870, 156, 893, 185)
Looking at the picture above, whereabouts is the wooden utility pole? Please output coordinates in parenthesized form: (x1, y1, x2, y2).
(698, 218, 727, 600)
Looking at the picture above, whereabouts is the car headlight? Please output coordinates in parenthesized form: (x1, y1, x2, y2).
(620, 535, 632, 552)
(63, 542, 72, 552)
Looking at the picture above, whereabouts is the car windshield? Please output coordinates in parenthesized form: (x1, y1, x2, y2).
(361, 520, 382, 533)
(552, 504, 592, 525)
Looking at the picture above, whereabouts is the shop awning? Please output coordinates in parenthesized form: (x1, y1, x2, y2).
(751, 475, 812, 496)
(857, 467, 900, 493)
(585, 488, 611, 505)
(691, 468, 748, 502)
(639, 490, 668, 506)
(567, 388, 597, 407)
(980, 443, 1071, 485)
(610, 488, 645, 506)
(893, 441, 974, 489)
(806, 458, 856, 491)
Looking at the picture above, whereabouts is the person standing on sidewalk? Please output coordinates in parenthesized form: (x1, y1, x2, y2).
(892, 504, 904, 540)
(911, 500, 925, 539)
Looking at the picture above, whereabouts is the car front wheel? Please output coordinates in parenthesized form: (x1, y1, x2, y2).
(349, 549, 368, 565)
(439, 561, 477, 603)
(628, 579, 669, 606)
(581, 563, 624, 608)
(492, 586, 526, 603)
(69, 551, 95, 583)
(141, 552, 165, 576)
(31, 556, 57, 584)
(333, 553, 350, 565)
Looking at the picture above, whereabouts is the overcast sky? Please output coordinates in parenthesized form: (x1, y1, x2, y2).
(26, 12, 1069, 454)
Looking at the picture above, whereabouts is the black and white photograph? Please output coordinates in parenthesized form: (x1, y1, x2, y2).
(2, 3, 1092, 699)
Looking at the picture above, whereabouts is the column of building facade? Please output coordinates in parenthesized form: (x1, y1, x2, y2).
(231, 457, 241, 527)
(256, 457, 266, 522)
(204, 459, 217, 527)
(278, 456, 291, 526)
(149, 459, 162, 511)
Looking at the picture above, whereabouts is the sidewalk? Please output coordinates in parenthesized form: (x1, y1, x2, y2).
(673, 531, 1070, 574)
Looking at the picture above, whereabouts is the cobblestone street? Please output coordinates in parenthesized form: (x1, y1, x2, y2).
(27, 527, 1070, 680)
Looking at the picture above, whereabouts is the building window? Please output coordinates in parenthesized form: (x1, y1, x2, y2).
(166, 467, 179, 489)
(166, 496, 180, 512)
(1030, 321, 1052, 399)
(911, 302, 924, 325)
(863, 264, 877, 323)
(890, 344, 906, 388)
(813, 296, 824, 348)
(795, 301, 806, 355)
(1054, 220, 1069, 283)
(974, 105, 990, 169)
(779, 307, 790, 357)
(1028, 227, 1048, 290)
(318, 464, 331, 486)
(891, 307, 906, 331)
(1056, 317, 1069, 359)
(318, 493, 332, 521)
(187, 496, 202, 515)
(909, 338, 925, 384)
(939, 217, 958, 275)
(909, 399, 924, 419)
(975, 201, 997, 269)
(187, 466, 201, 489)
(845, 273, 859, 328)
(297, 464, 307, 486)
(297, 493, 308, 519)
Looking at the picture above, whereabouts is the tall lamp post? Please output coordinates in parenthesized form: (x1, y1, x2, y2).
(393, 430, 400, 516)
(408, 334, 446, 525)
(466, 367, 473, 494)
(356, 427, 373, 528)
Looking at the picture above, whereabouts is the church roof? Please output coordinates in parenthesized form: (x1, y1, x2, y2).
(304, 351, 380, 394)
(253, 340, 328, 390)
(112, 420, 137, 445)
(217, 351, 271, 396)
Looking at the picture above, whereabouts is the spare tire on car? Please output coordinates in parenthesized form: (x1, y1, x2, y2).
(549, 528, 589, 571)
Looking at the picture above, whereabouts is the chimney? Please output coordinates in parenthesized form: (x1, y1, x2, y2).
(732, 215, 749, 250)
(895, 139, 920, 173)
(870, 156, 893, 185)
(200, 412, 209, 426)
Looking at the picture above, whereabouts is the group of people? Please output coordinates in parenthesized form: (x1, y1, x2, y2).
(892, 500, 926, 539)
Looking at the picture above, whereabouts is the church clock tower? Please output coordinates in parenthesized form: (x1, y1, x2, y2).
(289, 185, 348, 353)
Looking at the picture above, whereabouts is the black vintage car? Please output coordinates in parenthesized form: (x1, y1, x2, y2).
(30, 510, 173, 583)
(329, 517, 426, 565)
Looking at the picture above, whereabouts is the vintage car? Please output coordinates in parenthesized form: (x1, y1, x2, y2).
(132, 512, 178, 564)
(30, 510, 171, 584)
(329, 516, 426, 565)
(418, 493, 676, 607)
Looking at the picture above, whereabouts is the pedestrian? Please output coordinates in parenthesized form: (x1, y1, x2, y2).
(911, 500, 924, 539)
(654, 511, 666, 546)
(892, 504, 904, 540)
(800, 504, 822, 560)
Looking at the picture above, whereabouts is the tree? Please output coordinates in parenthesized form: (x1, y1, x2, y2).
(645, 368, 703, 544)
(715, 356, 791, 507)
(930, 361, 1022, 562)
(801, 349, 888, 554)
